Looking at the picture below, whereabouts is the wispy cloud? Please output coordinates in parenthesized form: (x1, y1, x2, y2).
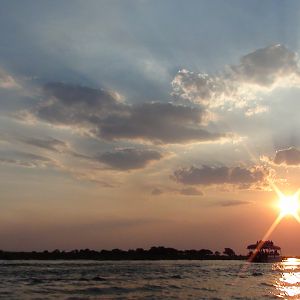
(0, 68, 19, 89)
(216, 199, 250, 207)
(0, 151, 56, 168)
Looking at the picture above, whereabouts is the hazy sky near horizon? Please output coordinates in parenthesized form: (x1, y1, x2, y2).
(2, 0, 300, 254)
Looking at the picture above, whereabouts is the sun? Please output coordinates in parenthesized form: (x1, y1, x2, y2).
(278, 192, 300, 218)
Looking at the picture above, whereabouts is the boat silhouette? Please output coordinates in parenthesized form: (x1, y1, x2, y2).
(247, 240, 282, 263)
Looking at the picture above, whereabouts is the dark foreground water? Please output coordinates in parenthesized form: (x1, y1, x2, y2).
(0, 258, 300, 299)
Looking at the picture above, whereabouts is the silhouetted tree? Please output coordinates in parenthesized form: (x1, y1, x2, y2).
(223, 248, 236, 256)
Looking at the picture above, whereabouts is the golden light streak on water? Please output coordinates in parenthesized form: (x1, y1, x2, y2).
(274, 257, 300, 299)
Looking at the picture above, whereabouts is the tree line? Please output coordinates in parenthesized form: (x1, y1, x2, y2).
(0, 246, 245, 260)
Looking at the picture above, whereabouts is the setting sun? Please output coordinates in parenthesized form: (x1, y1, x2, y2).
(278, 192, 300, 218)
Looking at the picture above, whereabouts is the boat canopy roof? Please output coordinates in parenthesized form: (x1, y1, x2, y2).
(247, 240, 281, 250)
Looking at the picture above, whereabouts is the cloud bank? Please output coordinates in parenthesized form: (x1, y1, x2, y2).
(21, 82, 225, 144)
(173, 165, 268, 189)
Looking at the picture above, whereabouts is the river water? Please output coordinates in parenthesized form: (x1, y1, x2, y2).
(0, 258, 299, 299)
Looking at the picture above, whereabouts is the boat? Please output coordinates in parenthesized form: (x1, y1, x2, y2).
(247, 240, 282, 263)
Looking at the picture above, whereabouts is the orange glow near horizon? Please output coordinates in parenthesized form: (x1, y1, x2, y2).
(245, 184, 300, 264)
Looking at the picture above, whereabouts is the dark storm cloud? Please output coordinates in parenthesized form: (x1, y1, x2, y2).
(23, 82, 224, 144)
(173, 165, 266, 188)
(273, 147, 300, 166)
(96, 148, 162, 170)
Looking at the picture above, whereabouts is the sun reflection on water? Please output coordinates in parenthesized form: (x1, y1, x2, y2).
(274, 258, 300, 298)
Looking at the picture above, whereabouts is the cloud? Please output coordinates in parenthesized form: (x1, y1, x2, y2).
(217, 199, 250, 207)
(179, 187, 203, 196)
(32, 82, 125, 127)
(0, 151, 55, 168)
(150, 186, 203, 196)
(0, 68, 19, 89)
(21, 136, 90, 161)
(23, 137, 69, 153)
(96, 148, 162, 170)
(231, 44, 299, 86)
(99, 102, 223, 143)
(59, 167, 116, 188)
(172, 44, 300, 113)
(0, 148, 116, 186)
(20, 82, 226, 144)
(172, 69, 226, 107)
(173, 165, 267, 189)
(151, 188, 164, 195)
(273, 147, 300, 166)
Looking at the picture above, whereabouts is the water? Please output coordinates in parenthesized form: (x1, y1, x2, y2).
(0, 258, 299, 299)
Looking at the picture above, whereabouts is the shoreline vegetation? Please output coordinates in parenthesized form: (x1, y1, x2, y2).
(0, 246, 247, 260)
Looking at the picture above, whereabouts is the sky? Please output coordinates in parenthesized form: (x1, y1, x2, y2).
(2, 0, 300, 254)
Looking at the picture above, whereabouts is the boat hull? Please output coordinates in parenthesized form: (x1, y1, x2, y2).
(250, 255, 282, 263)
